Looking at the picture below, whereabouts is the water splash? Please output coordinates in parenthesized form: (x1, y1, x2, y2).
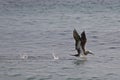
(52, 49, 59, 60)
(20, 53, 28, 59)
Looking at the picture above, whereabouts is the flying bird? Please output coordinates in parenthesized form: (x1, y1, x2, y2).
(72, 29, 93, 57)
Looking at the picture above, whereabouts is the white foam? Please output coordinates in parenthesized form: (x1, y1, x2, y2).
(52, 49, 59, 60)
(20, 53, 28, 59)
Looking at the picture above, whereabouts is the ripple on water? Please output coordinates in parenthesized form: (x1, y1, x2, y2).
(38, 77, 52, 80)
(107, 73, 115, 76)
(10, 73, 22, 77)
(90, 31, 98, 34)
(99, 42, 105, 45)
(91, 77, 100, 80)
(73, 60, 87, 66)
(36, 75, 52, 80)
(66, 78, 82, 80)
(108, 46, 117, 49)
(91, 35, 99, 39)
(26, 76, 36, 80)
(104, 73, 119, 80)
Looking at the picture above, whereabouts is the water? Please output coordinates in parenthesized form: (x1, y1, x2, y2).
(0, 0, 120, 80)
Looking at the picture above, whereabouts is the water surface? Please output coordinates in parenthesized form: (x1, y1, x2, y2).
(0, 0, 120, 80)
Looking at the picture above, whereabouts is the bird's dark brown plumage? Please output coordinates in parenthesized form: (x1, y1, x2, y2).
(72, 29, 87, 56)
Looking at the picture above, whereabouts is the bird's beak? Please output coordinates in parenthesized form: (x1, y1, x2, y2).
(89, 52, 94, 55)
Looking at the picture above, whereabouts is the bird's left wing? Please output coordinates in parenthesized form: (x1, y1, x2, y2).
(81, 31, 87, 47)
(73, 29, 81, 41)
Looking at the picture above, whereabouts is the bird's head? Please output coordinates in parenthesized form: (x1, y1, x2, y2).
(85, 51, 94, 55)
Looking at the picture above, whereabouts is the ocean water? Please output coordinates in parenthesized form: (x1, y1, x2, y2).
(0, 0, 120, 80)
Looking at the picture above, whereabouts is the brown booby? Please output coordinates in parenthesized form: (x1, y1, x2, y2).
(72, 29, 93, 57)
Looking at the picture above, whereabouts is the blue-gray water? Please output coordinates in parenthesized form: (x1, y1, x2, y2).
(0, 0, 120, 80)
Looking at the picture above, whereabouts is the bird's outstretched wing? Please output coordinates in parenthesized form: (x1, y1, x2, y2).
(73, 29, 81, 56)
(73, 29, 81, 49)
(81, 31, 87, 50)
(73, 29, 81, 42)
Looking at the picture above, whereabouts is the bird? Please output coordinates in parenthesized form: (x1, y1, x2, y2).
(72, 29, 93, 57)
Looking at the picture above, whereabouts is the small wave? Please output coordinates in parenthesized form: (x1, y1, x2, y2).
(10, 73, 22, 77)
(107, 73, 115, 76)
(62, 67, 73, 70)
(99, 42, 105, 45)
(66, 78, 82, 80)
(108, 46, 117, 49)
(73, 59, 87, 65)
(91, 35, 98, 39)
(26, 76, 36, 80)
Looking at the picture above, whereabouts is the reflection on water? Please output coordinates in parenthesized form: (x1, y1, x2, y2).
(73, 59, 87, 66)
